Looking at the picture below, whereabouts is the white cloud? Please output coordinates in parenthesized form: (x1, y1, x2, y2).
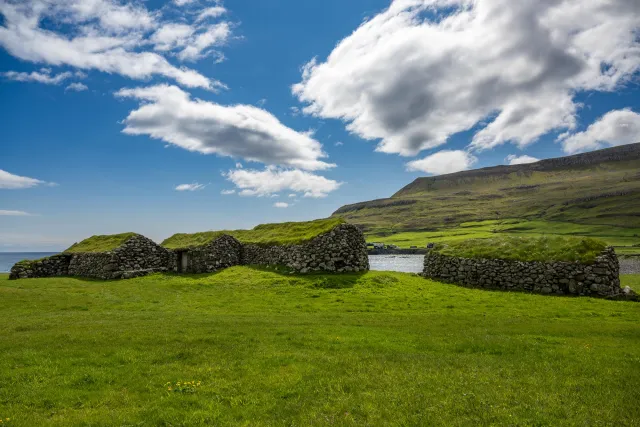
(505, 154, 540, 165)
(406, 150, 477, 176)
(3, 69, 73, 85)
(225, 167, 342, 198)
(293, 0, 640, 156)
(0, 169, 53, 189)
(334, 141, 343, 146)
(0, 0, 228, 90)
(175, 182, 205, 191)
(116, 85, 335, 171)
(0, 210, 32, 216)
(65, 82, 88, 92)
(174, 0, 196, 5)
(560, 109, 640, 154)
(221, 189, 235, 195)
(177, 22, 231, 62)
(288, 193, 297, 198)
(273, 202, 289, 208)
(197, 6, 227, 22)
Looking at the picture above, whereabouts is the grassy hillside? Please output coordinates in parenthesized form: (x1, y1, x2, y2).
(333, 144, 640, 252)
(1, 269, 639, 425)
(162, 217, 345, 249)
(65, 232, 138, 253)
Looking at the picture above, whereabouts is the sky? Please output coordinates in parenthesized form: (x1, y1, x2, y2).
(1, 0, 639, 251)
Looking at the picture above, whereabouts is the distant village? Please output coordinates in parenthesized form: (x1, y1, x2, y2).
(367, 242, 435, 250)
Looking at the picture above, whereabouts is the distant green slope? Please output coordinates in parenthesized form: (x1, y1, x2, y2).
(162, 218, 345, 249)
(333, 143, 640, 232)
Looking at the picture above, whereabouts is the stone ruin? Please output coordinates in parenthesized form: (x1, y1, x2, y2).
(170, 223, 369, 274)
(10, 223, 369, 279)
(10, 234, 173, 280)
(423, 246, 635, 299)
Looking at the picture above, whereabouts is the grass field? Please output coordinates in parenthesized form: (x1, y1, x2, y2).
(1, 269, 639, 426)
(365, 218, 640, 254)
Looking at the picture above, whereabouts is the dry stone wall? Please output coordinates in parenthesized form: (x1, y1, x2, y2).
(9, 254, 72, 279)
(423, 247, 622, 297)
(67, 234, 173, 279)
(242, 223, 369, 273)
(10, 224, 370, 279)
(174, 234, 243, 273)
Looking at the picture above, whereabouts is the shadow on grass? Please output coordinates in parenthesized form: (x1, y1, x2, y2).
(244, 264, 368, 289)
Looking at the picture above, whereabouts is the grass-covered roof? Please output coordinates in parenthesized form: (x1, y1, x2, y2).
(65, 232, 138, 253)
(162, 218, 346, 249)
(433, 235, 607, 264)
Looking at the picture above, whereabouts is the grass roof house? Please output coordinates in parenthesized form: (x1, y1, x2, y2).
(423, 236, 623, 298)
(65, 233, 172, 279)
(10, 233, 172, 280)
(162, 218, 369, 274)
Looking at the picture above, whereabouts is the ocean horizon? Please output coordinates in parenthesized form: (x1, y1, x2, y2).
(0, 252, 59, 273)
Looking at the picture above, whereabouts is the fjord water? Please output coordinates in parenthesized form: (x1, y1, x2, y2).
(368, 255, 424, 273)
(0, 252, 58, 273)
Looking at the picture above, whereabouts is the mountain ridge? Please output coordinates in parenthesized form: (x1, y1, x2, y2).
(333, 143, 640, 232)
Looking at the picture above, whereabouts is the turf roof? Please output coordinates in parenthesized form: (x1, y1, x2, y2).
(65, 232, 138, 253)
(162, 218, 346, 249)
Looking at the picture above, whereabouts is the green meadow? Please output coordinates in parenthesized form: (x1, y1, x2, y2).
(365, 218, 640, 254)
(1, 269, 639, 426)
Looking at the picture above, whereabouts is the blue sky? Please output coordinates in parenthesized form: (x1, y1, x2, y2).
(1, 0, 639, 251)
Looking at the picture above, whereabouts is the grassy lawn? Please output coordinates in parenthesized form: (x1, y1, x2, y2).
(1, 269, 639, 426)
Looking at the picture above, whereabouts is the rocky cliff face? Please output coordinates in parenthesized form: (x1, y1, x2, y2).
(423, 247, 622, 298)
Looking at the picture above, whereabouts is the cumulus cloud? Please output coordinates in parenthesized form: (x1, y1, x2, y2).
(406, 150, 477, 176)
(65, 82, 88, 92)
(0, 169, 54, 189)
(225, 167, 342, 198)
(560, 109, 640, 154)
(221, 189, 235, 195)
(293, 0, 640, 156)
(3, 69, 73, 85)
(0, 0, 231, 90)
(0, 210, 32, 216)
(175, 182, 205, 191)
(273, 202, 289, 208)
(116, 85, 334, 171)
(505, 154, 540, 165)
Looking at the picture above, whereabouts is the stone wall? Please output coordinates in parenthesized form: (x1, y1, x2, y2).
(174, 234, 243, 274)
(10, 224, 369, 280)
(242, 223, 369, 273)
(423, 247, 622, 297)
(9, 254, 72, 279)
(66, 234, 172, 279)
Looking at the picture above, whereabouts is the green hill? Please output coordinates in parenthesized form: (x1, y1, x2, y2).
(333, 143, 640, 252)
